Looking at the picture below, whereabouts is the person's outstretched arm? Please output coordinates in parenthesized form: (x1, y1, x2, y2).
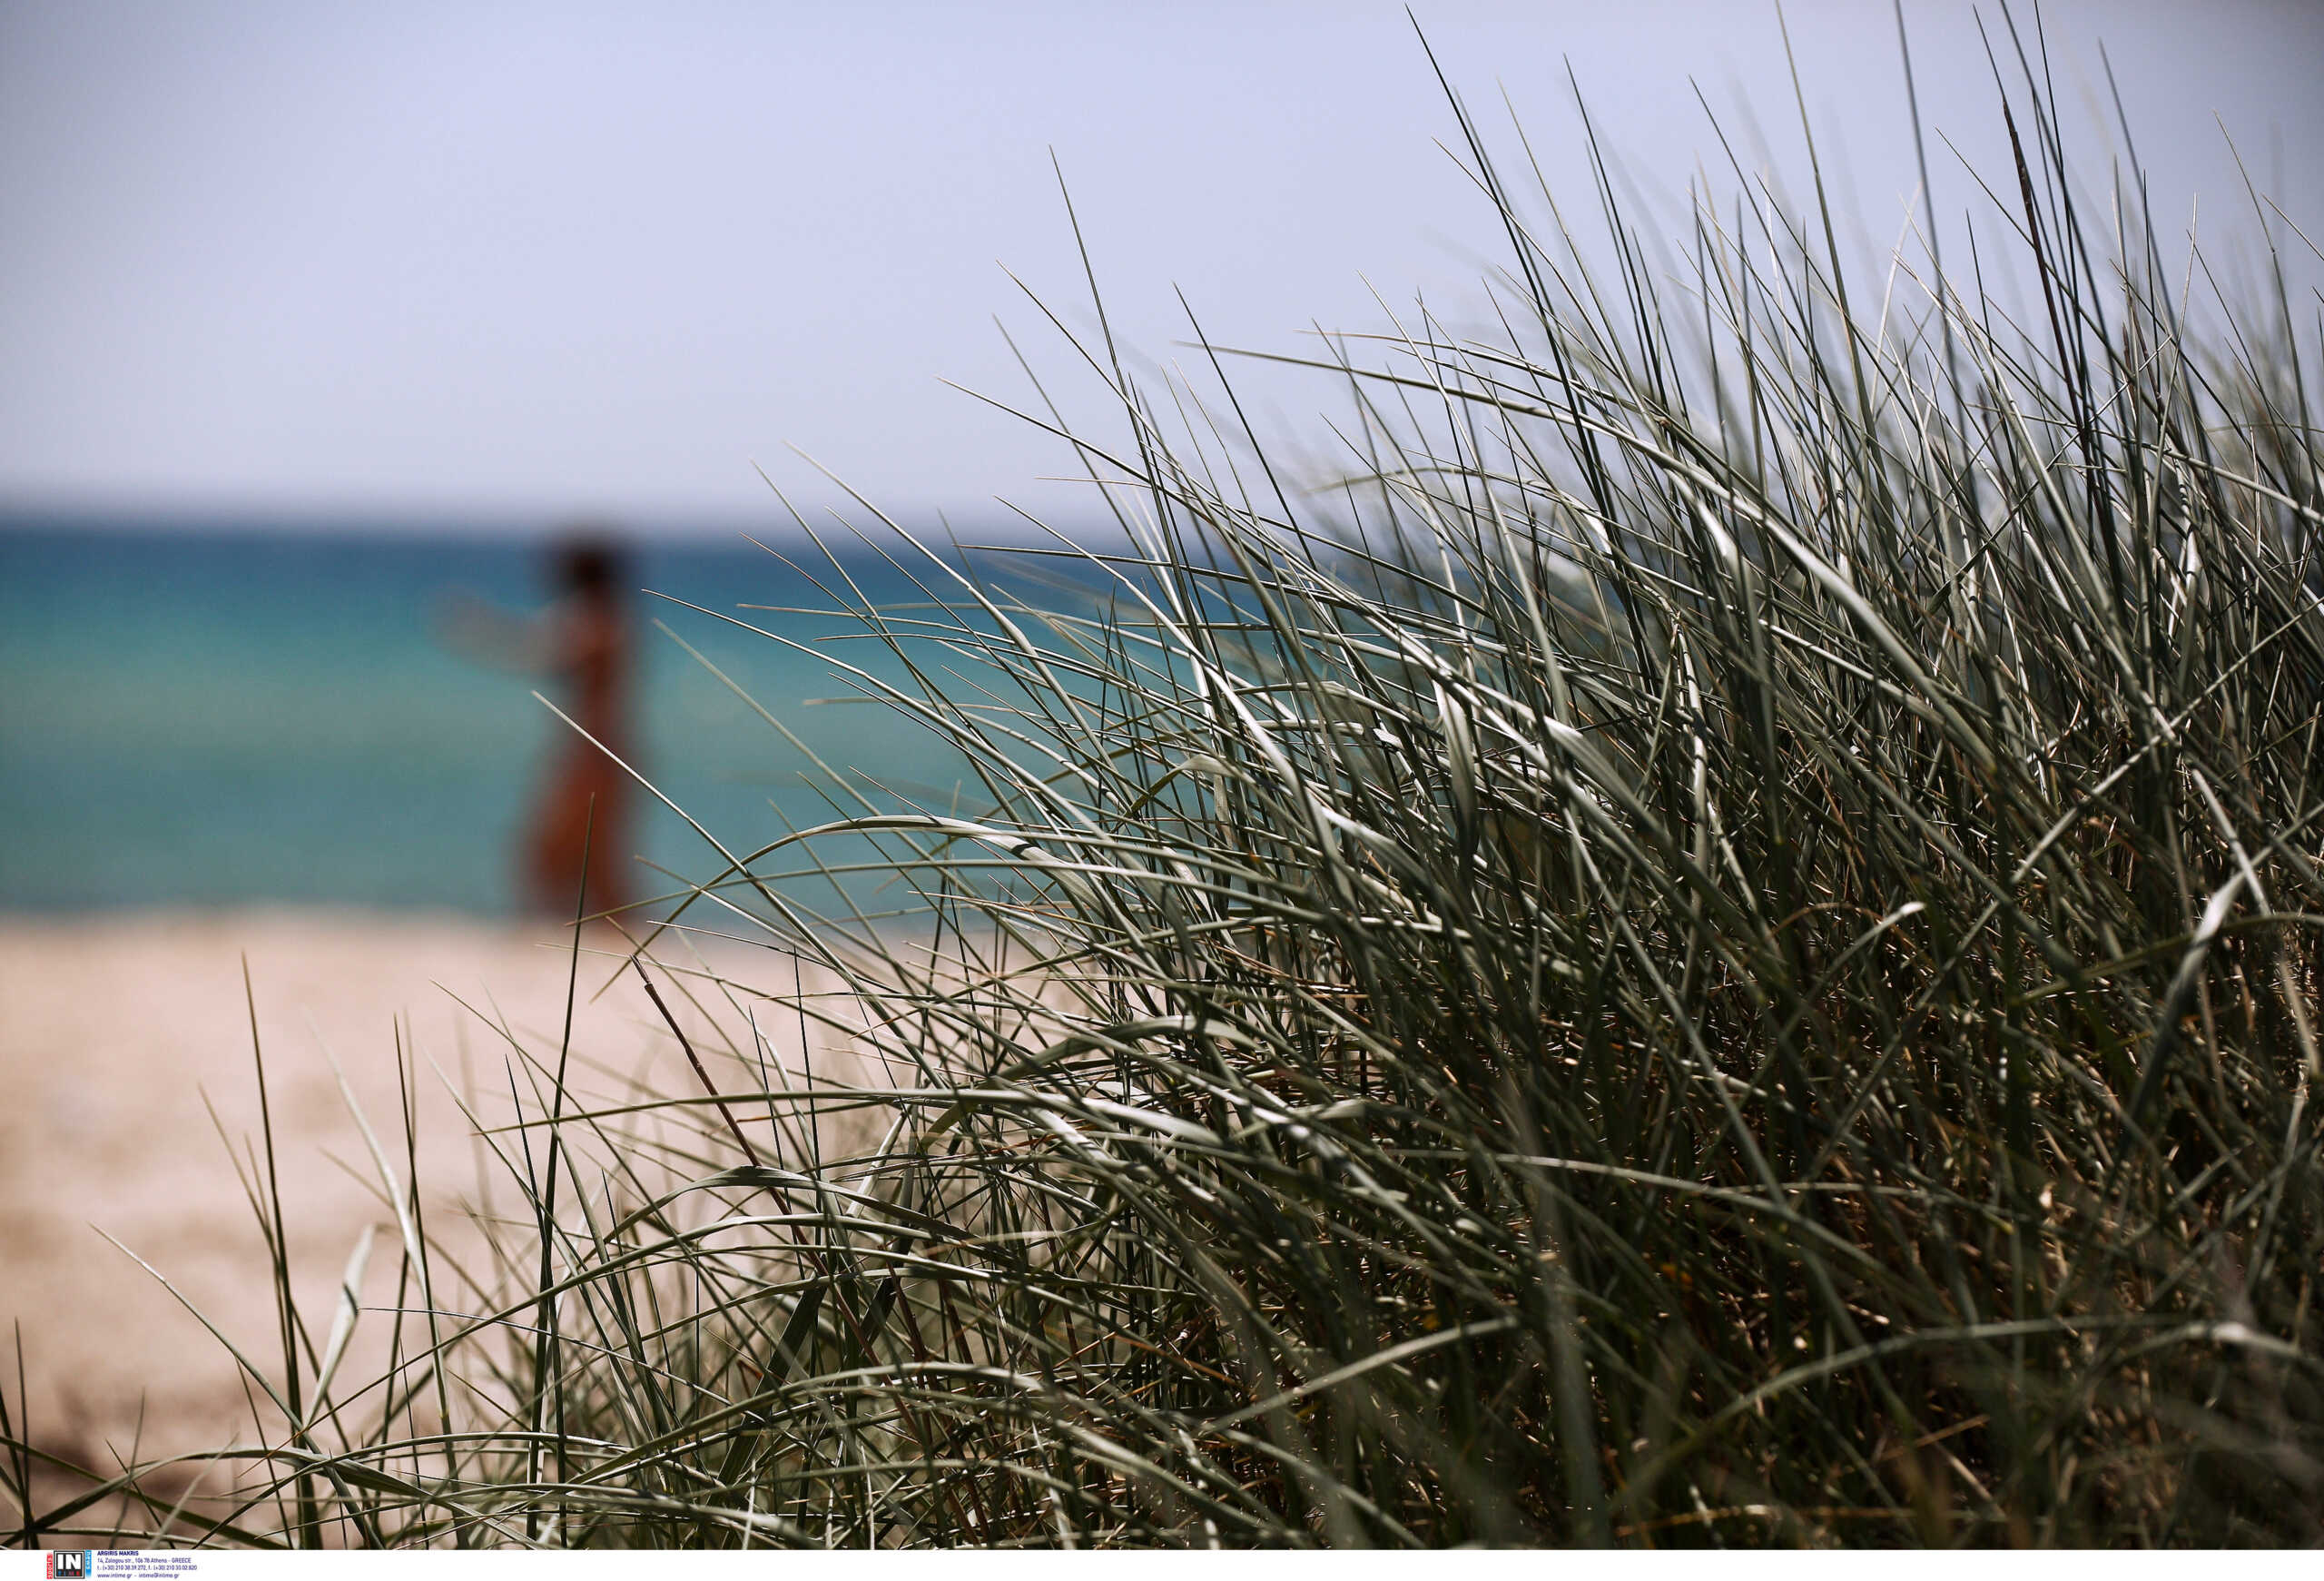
(432, 588, 556, 672)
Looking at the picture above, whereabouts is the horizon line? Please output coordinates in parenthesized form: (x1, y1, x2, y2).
(0, 491, 1108, 544)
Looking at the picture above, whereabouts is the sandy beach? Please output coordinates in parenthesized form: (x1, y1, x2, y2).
(0, 907, 845, 1490)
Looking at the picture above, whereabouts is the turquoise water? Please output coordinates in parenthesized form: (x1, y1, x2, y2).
(0, 517, 1004, 914)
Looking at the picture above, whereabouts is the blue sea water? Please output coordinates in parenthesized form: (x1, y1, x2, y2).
(0, 515, 1010, 914)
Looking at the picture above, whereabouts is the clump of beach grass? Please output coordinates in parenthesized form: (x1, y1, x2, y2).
(10, 9, 2324, 1547)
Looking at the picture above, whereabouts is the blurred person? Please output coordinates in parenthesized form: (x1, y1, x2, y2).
(438, 532, 637, 918)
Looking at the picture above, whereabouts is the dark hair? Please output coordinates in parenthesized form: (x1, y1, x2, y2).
(554, 533, 627, 597)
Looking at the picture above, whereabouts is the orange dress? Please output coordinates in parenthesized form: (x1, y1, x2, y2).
(524, 595, 634, 918)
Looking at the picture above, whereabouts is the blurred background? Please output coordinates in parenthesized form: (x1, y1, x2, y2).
(3, 0, 2320, 916)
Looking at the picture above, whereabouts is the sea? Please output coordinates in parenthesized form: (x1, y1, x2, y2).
(0, 512, 1044, 917)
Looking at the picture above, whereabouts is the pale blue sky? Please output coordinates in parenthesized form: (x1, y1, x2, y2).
(3, 1, 2318, 533)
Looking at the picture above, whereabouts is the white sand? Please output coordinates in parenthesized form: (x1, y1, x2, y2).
(0, 907, 854, 1482)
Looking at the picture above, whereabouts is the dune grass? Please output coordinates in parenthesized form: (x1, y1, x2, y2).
(9, 9, 2324, 1546)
